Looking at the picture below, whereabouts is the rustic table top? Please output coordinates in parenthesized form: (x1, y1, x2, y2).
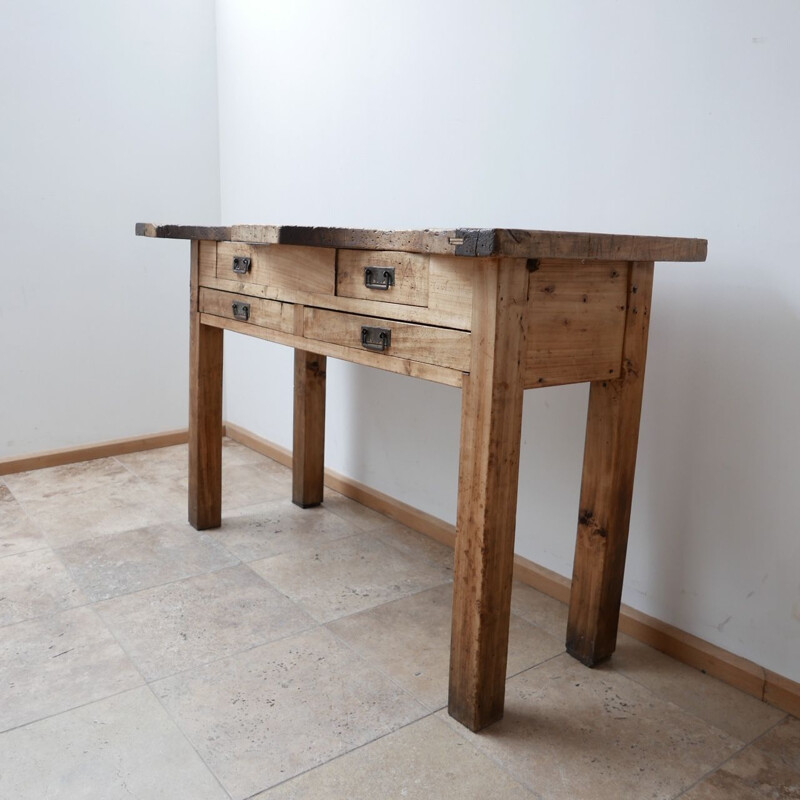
(136, 223, 707, 262)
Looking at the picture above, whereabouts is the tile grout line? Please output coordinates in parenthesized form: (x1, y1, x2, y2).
(669, 712, 791, 799)
(87, 600, 235, 800)
(240, 709, 445, 800)
(607, 657, 786, 748)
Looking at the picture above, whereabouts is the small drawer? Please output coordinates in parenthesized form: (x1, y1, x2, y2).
(336, 250, 429, 307)
(217, 242, 335, 298)
(199, 288, 294, 334)
(303, 307, 470, 371)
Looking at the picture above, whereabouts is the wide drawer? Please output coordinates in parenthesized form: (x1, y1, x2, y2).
(303, 307, 470, 371)
(216, 242, 335, 298)
(337, 249, 429, 307)
(199, 288, 294, 333)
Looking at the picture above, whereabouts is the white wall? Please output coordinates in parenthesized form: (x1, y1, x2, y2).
(0, 0, 220, 457)
(216, 0, 800, 683)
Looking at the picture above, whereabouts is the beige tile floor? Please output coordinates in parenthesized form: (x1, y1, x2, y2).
(0, 440, 797, 799)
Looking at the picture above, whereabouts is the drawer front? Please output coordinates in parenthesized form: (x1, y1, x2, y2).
(337, 250, 429, 307)
(216, 242, 335, 297)
(199, 288, 294, 334)
(303, 307, 470, 372)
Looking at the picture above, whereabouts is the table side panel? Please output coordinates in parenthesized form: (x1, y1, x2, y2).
(524, 259, 628, 388)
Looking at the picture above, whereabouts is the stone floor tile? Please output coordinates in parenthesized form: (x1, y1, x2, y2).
(20, 473, 179, 548)
(610, 634, 787, 742)
(438, 653, 741, 800)
(141, 462, 288, 516)
(682, 741, 800, 799)
(2, 457, 132, 502)
(368, 520, 455, 572)
(115, 443, 189, 481)
(117, 439, 289, 482)
(0, 482, 47, 557)
(0, 687, 228, 800)
(57, 521, 239, 602)
(329, 583, 564, 710)
(321, 489, 394, 531)
(222, 437, 288, 468)
(95, 564, 315, 680)
(208, 498, 357, 562)
(754, 716, 800, 772)
(152, 627, 426, 799)
(250, 532, 452, 623)
(0, 548, 87, 626)
(0, 606, 142, 732)
(254, 715, 535, 800)
(510, 580, 570, 641)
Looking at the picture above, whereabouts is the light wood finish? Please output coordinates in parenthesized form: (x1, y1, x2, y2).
(138, 223, 708, 262)
(427, 255, 474, 329)
(302, 307, 471, 372)
(199, 287, 294, 334)
(198, 240, 217, 282)
(525, 259, 627, 388)
(216, 242, 335, 297)
(292, 350, 327, 508)
(566, 261, 654, 666)
(337, 249, 429, 307)
(225, 420, 800, 719)
(0, 429, 188, 477)
(449, 258, 529, 732)
(200, 313, 465, 388)
(189, 241, 224, 530)
(200, 268, 473, 330)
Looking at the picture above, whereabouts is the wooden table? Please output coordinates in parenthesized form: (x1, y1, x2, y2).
(136, 223, 706, 731)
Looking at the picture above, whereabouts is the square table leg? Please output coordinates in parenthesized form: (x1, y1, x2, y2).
(188, 241, 223, 530)
(292, 349, 327, 508)
(566, 261, 654, 665)
(448, 257, 528, 732)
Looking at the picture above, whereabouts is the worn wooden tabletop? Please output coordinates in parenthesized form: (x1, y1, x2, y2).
(136, 223, 707, 262)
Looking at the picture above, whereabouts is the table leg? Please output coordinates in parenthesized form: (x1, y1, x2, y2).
(188, 241, 223, 530)
(566, 261, 654, 665)
(448, 258, 528, 732)
(292, 350, 327, 508)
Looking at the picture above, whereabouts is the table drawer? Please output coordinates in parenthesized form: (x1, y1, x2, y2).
(199, 288, 294, 334)
(303, 307, 470, 371)
(216, 242, 335, 297)
(337, 249, 429, 307)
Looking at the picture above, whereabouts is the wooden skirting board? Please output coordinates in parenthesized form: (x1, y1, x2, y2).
(0, 429, 189, 476)
(1, 421, 797, 718)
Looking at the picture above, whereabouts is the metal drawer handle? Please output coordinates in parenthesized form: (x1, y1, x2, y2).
(364, 266, 395, 290)
(232, 301, 250, 321)
(361, 325, 391, 352)
(232, 256, 251, 274)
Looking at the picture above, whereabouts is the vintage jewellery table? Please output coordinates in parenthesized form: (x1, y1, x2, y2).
(136, 223, 706, 731)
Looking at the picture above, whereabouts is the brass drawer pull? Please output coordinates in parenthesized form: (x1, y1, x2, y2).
(232, 301, 250, 321)
(232, 256, 251, 274)
(364, 266, 395, 291)
(361, 325, 391, 352)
